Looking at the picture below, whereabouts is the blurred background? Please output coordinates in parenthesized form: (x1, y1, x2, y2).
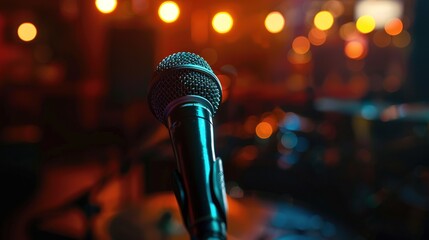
(1, 0, 429, 239)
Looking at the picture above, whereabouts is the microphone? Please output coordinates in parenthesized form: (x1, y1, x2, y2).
(147, 52, 228, 239)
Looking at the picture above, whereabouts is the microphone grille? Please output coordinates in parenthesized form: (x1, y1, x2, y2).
(148, 52, 222, 124)
(157, 51, 213, 72)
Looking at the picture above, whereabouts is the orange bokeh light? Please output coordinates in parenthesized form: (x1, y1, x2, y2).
(255, 121, 273, 139)
(292, 36, 310, 54)
(345, 41, 366, 59)
(308, 28, 327, 46)
(385, 18, 403, 36)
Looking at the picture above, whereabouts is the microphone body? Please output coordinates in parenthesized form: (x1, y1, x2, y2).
(168, 99, 227, 239)
(148, 52, 227, 239)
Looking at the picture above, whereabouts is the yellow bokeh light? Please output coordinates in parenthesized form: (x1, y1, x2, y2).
(314, 11, 334, 31)
(212, 12, 233, 34)
(264, 11, 285, 34)
(212, 12, 234, 33)
(158, 1, 180, 23)
(384, 18, 403, 36)
(345, 41, 365, 59)
(17, 22, 37, 42)
(95, 0, 117, 14)
(255, 121, 273, 139)
(356, 15, 376, 34)
(292, 36, 311, 55)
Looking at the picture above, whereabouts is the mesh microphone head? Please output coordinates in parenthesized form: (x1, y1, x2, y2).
(148, 52, 222, 124)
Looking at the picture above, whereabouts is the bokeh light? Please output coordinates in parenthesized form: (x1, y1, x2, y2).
(158, 1, 180, 23)
(281, 131, 298, 149)
(384, 18, 403, 36)
(95, 0, 117, 14)
(355, 0, 403, 28)
(255, 121, 273, 139)
(339, 22, 358, 41)
(322, 0, 344, 17)
(373, 30, 391, 48)
(17, 22, 37, 42)
(392, 30, 411, 48)
(287, 50, 312, 65)
(212, 12, 233, 34)
(280, 112, 301, 132)
(308, 28, 327, 46)
(292, 36, 310, 54)
(262, 114, 278, 132)
(314, 11, 334, 31)
(356, 15, 376, 34)
(361, 104, 378, 120)
(265, 11, 285, 33)
(345, 41, 365, 59)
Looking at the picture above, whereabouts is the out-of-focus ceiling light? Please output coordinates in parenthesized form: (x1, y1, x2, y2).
(158, 1, 180, 23)
(355, 0, 403, 29)
(212, 12, 233, 34)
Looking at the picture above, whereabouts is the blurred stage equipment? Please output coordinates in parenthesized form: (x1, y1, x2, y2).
(148, 52, 228, 239)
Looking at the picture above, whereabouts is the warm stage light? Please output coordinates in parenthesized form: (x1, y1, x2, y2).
(384, 18, 403, 36)
(265, 11, 285, 34)
(212, 12, 233, 34)
(345, 41, 365, 59)
(256, 121, 273, 139)
(314, 11, 334, 31)
(17, 22, 37, 42)
(158, 1, 180, 23)
(356, 15, 376, 34)
(292, 36, 310, 55)
(95, 0, 117, 14)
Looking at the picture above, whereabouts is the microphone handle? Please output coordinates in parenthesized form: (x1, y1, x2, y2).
(167, 103, 227, 239)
